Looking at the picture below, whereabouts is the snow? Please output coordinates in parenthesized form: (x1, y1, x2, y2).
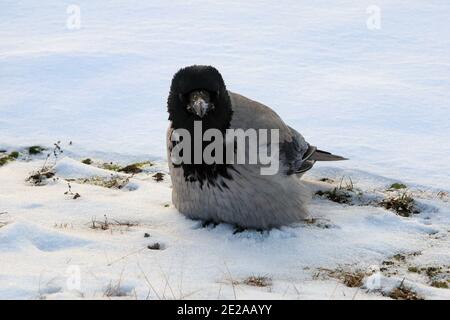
(0, 1, 449, 299)
(0, 221, 90, 252)
(54, 157, 124, 179)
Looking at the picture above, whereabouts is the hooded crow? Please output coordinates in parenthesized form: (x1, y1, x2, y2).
(167, 65, 347, 229)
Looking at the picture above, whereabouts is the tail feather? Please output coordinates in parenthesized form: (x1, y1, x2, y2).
(310, 149, 348, 161)
(293, 145, 347, 175)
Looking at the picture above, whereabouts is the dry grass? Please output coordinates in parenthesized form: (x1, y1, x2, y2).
(431, 281, 449, 289)
(303, 218, 334, 229)
(383, 252, 449, 290)
(119, 164, 143, 174)
(316, 268, 366, 288)
(388, 183, 407, 190)
(395, 253, 408, 261)
(64, 182, 81, 199)
(147, 243, 162, 250)
(315, 176, 356, 204)
(28, 146, 46, 155)
(152, 172, 165, 182)
(408, 266, 420, 273)
(436, 191, 448, 201)
(104, 278, 130, 298)
(81, 158, 92, 165)
(342, 272, 365, 288)
(316, 189, 352, 204)
(53, 222, 74, 229)
(100, 162, 122, 171)
(90, 215, 139, 231)
(26, 171, 56, 186)
(380, 193, 419, 217)
(0, 151, 19, 167)
(422, 266, 450, 288)
(243, 275, 272, 287)
(314, 177, 422, 218)
(27, 141, 63, 186)
(388, 283, 423, 300)
(91, 216, 110, 230)
(119, 161, 153, 174)
(97, 161, 152, 173)
(76, 175, 131, 189)
(424, 266, 440, 278)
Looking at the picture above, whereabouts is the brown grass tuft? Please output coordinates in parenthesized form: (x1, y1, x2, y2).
(389, 286, 423, 300)
(243, 276, 272, 287)
(380, 193, 419, 217)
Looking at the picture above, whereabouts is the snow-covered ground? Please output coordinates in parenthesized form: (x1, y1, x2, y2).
(0, 1, 449, 299)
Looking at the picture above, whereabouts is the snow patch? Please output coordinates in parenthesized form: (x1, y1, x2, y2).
(54, 157, 124, 179)
(0, 221, 90, 252)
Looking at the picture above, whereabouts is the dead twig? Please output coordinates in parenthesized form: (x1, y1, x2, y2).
(137, 262, 161, 300)
(224, 262, 237, 300)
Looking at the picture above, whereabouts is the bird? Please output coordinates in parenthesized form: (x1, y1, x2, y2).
(166, 65, 347, 229)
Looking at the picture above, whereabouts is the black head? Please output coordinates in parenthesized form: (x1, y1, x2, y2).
(167, 66, 235, 186)
(167, 65, 232, 133)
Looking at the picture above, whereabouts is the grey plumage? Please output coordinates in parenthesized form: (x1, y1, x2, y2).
(167, 66, 346, 229)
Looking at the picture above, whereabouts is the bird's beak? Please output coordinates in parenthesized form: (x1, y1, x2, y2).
(190, 97, 210, 118)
